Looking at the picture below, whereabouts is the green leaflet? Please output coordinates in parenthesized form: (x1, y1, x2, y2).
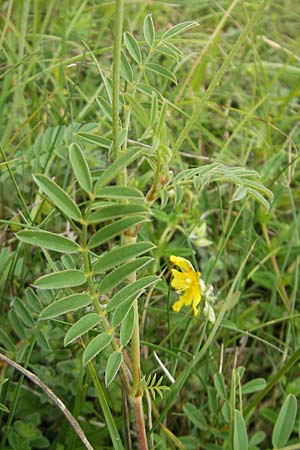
(120, 307, 134, 346)
(93, 241, 155, 274)
(120, 51, 133, 83)
(183, 403, 207, 431)
(162, 21, 198, 40)
(17, 230, 80, 253)
(124, 32, 142, 64)
(105, 351, 123, 387)
(34, 270, 86, 289)
(143, 14, 155, 46)
(75, 132, 111, 149)
(39, 294, 92, 319)
(112, 295, 136, 328)
(94, 185, 144, 200)
(214, 373, 227, 400)
(0, 329, 15, 352)
(95, 148, 143, 188)
(241, 378, 266, 395)
(83, 333, 112, 365)
(272, 394, 297, 448)
(145, 63, 177, 84)
(99, 257, 153, 293)
(33, 174, 82, 221)
(69, 143, 93, 193)
(88, 216, 148, 249)
(107, 275, 159, 312)
(64, 313, 101, 346)
(234, 410, 248, 450)
(25, 288, 42, 313)
(12, 297, 34, 327)
(88, 204, 148, 224)
(8, 310, 26, 340)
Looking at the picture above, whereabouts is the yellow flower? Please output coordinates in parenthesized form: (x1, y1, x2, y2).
(170, 255, 202, 316)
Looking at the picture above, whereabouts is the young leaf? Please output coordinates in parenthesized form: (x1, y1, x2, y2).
(150, 93, 158, 126)
(25, 288, 42, 313)
(107, 275, 159, 312)
(249, 431, 266, 447)
(124, 32, 142, 64)
(99, 257, 152, 293)
(120, 307, 134, 346)
(69, 143, 93, 193)
(34, 270, 86, 289)
(162, 21, 198, 40)
(95, 148, 143, 188)
(64, 313, 101, 346)
(272, 394, 297, 448)
(83, 333, 112, 365)
(97, 97, 112, 121)
(88, 204, 148, 224)
(145, 63, 177, 84)
(121, 51, 133, 83)
(12, 297, 34, 327)
(75, 132, 112, 149)
(241, 378, 266, 395)
(105, 351, 123, 386)
(93, 241, 155, 274)
(94, 186, 144, 200)
(0, 329, 15, 352)
(214, 373, 227, 400)
(8, 310, 26, 340)
(88, 216, 148, 249)
(143, 14, 155, 46)
(124, 93, 149, 127)
(234, 410, 248, 450)
(183, 403, 207, 430)
(16, 230, 80, 253)
(39, 294, 92, 320)
(112, 295, 136, 328)
(36, 330, 51, 350)
(33, 174, 82, 221)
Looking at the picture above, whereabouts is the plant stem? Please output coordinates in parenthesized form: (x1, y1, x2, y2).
(80, 223, 131, 393)
(80, 224, 127, 450)
(112, 0, 124, 163)
(126, 236, 149, 450)
(133, 396, 149, 450)
(131, 298, 141, 392)
(112, 2, 148, 446)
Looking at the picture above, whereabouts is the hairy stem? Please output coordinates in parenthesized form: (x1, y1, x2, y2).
(112, 0, 124, 164)
(112, 1, 148, 446)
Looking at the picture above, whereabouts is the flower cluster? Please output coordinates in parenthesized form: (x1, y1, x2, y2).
(170, 255, 216, 323)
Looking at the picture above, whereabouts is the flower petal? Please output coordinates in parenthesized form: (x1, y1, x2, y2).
(173, 298, 184, 313)
(170, 255, 194, 273)
(191, 283, 201, 305)
(171, 269, 189, 291)
(193, 305, 199, 316)
(181, 289, 193, 306)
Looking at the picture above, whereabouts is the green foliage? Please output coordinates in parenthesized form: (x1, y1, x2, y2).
(1, 1, 299, 449)
(272, 394, 297, 448)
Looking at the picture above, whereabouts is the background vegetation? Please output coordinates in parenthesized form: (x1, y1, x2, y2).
(0, 0, 299, 449)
